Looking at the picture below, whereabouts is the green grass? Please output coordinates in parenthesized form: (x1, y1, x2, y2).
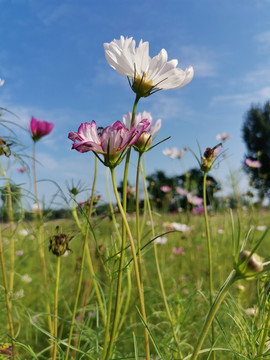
(0, 208, 269, 359)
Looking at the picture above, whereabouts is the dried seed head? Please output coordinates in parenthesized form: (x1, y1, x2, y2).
(49, 231, 72, 257)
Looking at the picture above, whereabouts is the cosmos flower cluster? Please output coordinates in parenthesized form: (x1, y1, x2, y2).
(68, 36, 193, 167)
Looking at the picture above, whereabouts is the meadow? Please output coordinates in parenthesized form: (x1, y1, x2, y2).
(0, 36, 270, 360)
(0, 206, 269, 359)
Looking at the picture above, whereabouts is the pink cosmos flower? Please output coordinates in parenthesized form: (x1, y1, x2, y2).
(192, 206, 204, 214)
(187, 193, 203, 206)
(173, 246, 185, 255)
(69, 120, 149, 167)
(160, 185, 172, 193)
(176, 187, 186, 196)
(16, 167, 28, 173)
(245, 158, 262, 168)
(30, 116, 54, 142)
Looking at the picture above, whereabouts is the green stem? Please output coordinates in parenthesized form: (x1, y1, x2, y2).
(33, 142, 42, 219)
(102, 282, 114, 359)
(203, 172, 215, 354)
(110, 168, 150, 360)
(191, 270, 238, 360)
(136, 153, 143, 283)
(52, 256, 61, 360)
(85, 242, 106, 324)
(72, 196, 82, 230)
(104, 95, 140, 360)
(115, 265, 132, 338)
(140, 162, 182, 357)
(38, 226, 52, 335)
(0, 159, 15, 293)
(0, 228, 15, 360)
(106, 169, 121, 243)
(258, 297, 270, 355)
(65, 157, 102, 360)
(32, 143, 52, 334)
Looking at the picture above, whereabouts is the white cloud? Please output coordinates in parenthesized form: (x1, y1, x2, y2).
(145, 93, 196, 122)
(210, 86, 270, 107)
(36, 152, 58, 170)
(176, 45, 218, 78)
(254, 31, 270, 52)
(243, 68, 270, 87)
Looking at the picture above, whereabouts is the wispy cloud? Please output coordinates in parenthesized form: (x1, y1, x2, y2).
(210, 86, 270, 107)
(243, 68, 270, 87)
(145, 93, 196, 122)
(176, 45, 218, 78)
(254, 31, 270, 52)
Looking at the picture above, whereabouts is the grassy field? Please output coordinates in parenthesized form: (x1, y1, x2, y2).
(1, 206, 269, 359)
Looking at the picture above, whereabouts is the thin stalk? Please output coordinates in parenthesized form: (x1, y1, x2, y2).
(0, 228, 15, 360)
(110, 168, 150, 360)
(202, 172, 215, 356)
(258, 297, 270, 356)
(65, 157, 102, 360)
(106, 168, 121, 242)
(104, 95, 140, 360)
(52, 256, 61, 360)
(85, 242, 105, 323)
(32, 142, 42, 219)
(115, 265, 132, 338)
(191, 270, 238, 360)
(0, 159, 15, 293)
(38, 226, 52, 334)
(102, 282, 114, 359)
(32, 141, 52, 334)
(136, 153, 143, 282)
(72, 196, 82, 230)
(140, 162, 181, 357)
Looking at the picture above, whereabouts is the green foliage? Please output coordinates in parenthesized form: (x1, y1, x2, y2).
(146, 168, 221, 211)
(1, 211, 269, 359)
(242, 101, 270, 198)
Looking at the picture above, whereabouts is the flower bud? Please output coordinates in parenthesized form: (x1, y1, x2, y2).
(49, 232, 72, 257)
(70, 187, 79, 196)
(201, 143, 222, 173)
(134, 131, 152, 152)
(238, 250, 263, 276)
(0, 136, 11, 157)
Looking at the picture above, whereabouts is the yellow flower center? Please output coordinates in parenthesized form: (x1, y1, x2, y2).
(132, 74, 153, 97)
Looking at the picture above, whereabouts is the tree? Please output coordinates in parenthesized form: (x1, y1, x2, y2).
(242, 101, 270, 199)
(146, 169, 221, 211)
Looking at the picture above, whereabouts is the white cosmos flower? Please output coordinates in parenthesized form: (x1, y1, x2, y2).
(155, 236, 168, 245)
(163, 147, 187, 159)
(216, 132, 231, 142)
(0, 78, 4, 87)
(104, 36, 194, 97)
(123, 111, 161, 136)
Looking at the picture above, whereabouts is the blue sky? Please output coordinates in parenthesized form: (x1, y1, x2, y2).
(1, 0, 270, 208)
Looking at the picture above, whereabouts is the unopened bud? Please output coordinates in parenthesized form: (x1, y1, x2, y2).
(134, 131, 152, 152)
(238, 250, 263, 276)
(70, 187, 79, 196)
